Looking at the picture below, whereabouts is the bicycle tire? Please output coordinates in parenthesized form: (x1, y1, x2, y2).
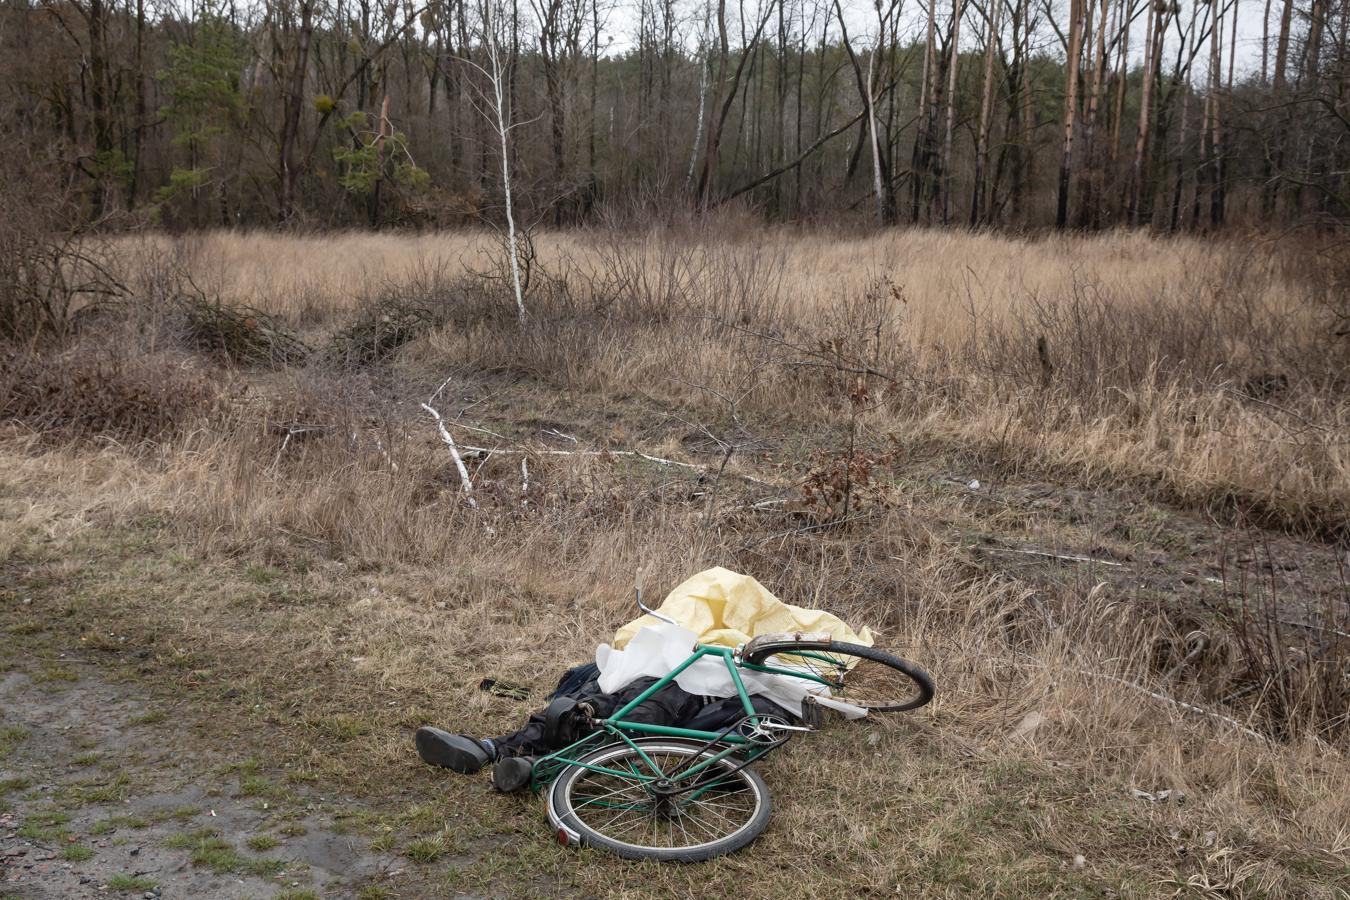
(742, 639, 935, 713)
(547, 739, 772, 862)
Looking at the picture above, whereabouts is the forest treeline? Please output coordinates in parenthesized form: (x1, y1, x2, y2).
(1, 0, 1347, 232)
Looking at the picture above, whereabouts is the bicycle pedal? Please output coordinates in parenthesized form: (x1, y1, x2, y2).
(800, 695, 824, 729)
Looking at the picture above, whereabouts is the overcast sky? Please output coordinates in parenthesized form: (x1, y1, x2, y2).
(597, 0, 1272, 80)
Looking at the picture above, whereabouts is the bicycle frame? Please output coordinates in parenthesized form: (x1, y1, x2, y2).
(529, 643, 835, 793)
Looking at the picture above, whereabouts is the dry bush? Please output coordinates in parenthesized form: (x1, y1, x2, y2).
(173, 293, 310, 367)
(0, 144, 125, 344)
(322, 264, 462, 368)
(0, 345, 219, 444)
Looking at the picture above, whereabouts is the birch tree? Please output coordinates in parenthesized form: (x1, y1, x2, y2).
(940, 0, 962, 223)
(460, 0, 527, 322)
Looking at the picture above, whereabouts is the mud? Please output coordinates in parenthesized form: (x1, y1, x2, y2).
(1, 665, 397, 898)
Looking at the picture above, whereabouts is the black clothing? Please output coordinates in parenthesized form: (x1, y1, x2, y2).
(491, 663, 796, 757)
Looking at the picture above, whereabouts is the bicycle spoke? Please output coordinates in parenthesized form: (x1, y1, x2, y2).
(560, 743, 763, 853)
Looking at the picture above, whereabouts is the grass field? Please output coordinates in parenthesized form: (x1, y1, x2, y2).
(2, 225, 1348, 897)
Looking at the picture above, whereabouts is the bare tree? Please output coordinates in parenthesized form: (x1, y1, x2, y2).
(1056, 0, 1084, 229)
(971, 0, 1002, 226)
(940, 0, 963, 223)
(460, 0, 528, 321)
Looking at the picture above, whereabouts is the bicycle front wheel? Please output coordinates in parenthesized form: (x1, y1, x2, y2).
(547, 739, 772, 862)
(743, 639, 934, 713)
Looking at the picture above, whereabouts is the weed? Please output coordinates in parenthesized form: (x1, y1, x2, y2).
(404, 835, 448, 863)
(243, 856, 285, 877)
(367, 832, 397, 854)
(244, 565, 281, 585)
(17, 808, 71, 841)
(107, 874, 156, 892)
(311, 713, 370, 741)
(64, 772, 131, 804)
(189, 837, 243, 872)
(33, 665, 77, 683)
(238, 774, 290, 801)
(129, 709, 167, 725)
(61, 844, 95, 862)
(0, 728, 27, 758)
(246, 834, 280, 851)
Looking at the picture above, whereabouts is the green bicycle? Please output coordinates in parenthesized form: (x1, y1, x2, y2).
(532, 591, 935, 862)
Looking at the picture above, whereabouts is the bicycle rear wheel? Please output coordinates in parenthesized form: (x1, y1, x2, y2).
(547, 739, 771, 862)
(743, 639, 934, 713)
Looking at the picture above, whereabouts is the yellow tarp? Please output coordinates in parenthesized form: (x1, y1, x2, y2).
(613, 567, 873, 650)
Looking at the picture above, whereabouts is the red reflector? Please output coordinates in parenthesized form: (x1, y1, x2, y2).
(556, 828, 569, 846)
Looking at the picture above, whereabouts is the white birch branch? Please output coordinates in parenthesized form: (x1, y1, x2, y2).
(458, 443, 776, 487)
(421, 402, 478, 508)
(985, 547, 1125, 567)
(1074, 667, 1269, 742)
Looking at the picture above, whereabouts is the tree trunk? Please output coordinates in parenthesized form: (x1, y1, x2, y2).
(1073, 0, 1109, 227)
(912, 0, 938, 222)
(1056, 0, 1084, 229)
(278, 0, 316, 224)
(940, 0, 962, 224)
(970, 0, 1001, 226)
(1206, 0, 1225, 228)
(833, 0, 889, 224)
(1129, 0, 1159, 226)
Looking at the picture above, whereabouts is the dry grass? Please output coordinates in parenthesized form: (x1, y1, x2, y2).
(2, 433, 1348, 896)
(108, 226, 1349, 535)
(3, 224, 1348, 896)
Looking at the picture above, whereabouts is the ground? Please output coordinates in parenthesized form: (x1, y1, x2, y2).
(1, 663, 394, 899)
(2, 381, 1347, 897)
(2, 229, 1349, 897)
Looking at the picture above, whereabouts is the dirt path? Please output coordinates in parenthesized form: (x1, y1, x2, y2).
(1, 662, 398, 899)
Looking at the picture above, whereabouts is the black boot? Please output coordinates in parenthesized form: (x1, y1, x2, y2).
(491, 756, 535, 793)
(415, 727, 495, 774)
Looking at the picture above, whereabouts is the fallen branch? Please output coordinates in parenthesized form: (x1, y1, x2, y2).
(442, 419, 509, 440)
(1275, 616, 1350, 641)
(459, 444, 777, 488)
(984, 546, 1124, 567)
(421, 402, 477, 508)
(1075, 667, 1269, 743)
(746, 511, 873, 548)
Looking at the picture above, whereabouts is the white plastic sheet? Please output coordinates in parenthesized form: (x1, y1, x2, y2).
(594, 622, 853, 718)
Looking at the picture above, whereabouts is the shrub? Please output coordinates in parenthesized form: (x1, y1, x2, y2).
(324, 295, 442, 368)
(0, 347, 220, 443)
(174, 294, 309, 367)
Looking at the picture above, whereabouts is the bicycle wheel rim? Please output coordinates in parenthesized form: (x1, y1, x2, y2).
(746, 641, 934, 712)
(553, 742, 769, 859)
